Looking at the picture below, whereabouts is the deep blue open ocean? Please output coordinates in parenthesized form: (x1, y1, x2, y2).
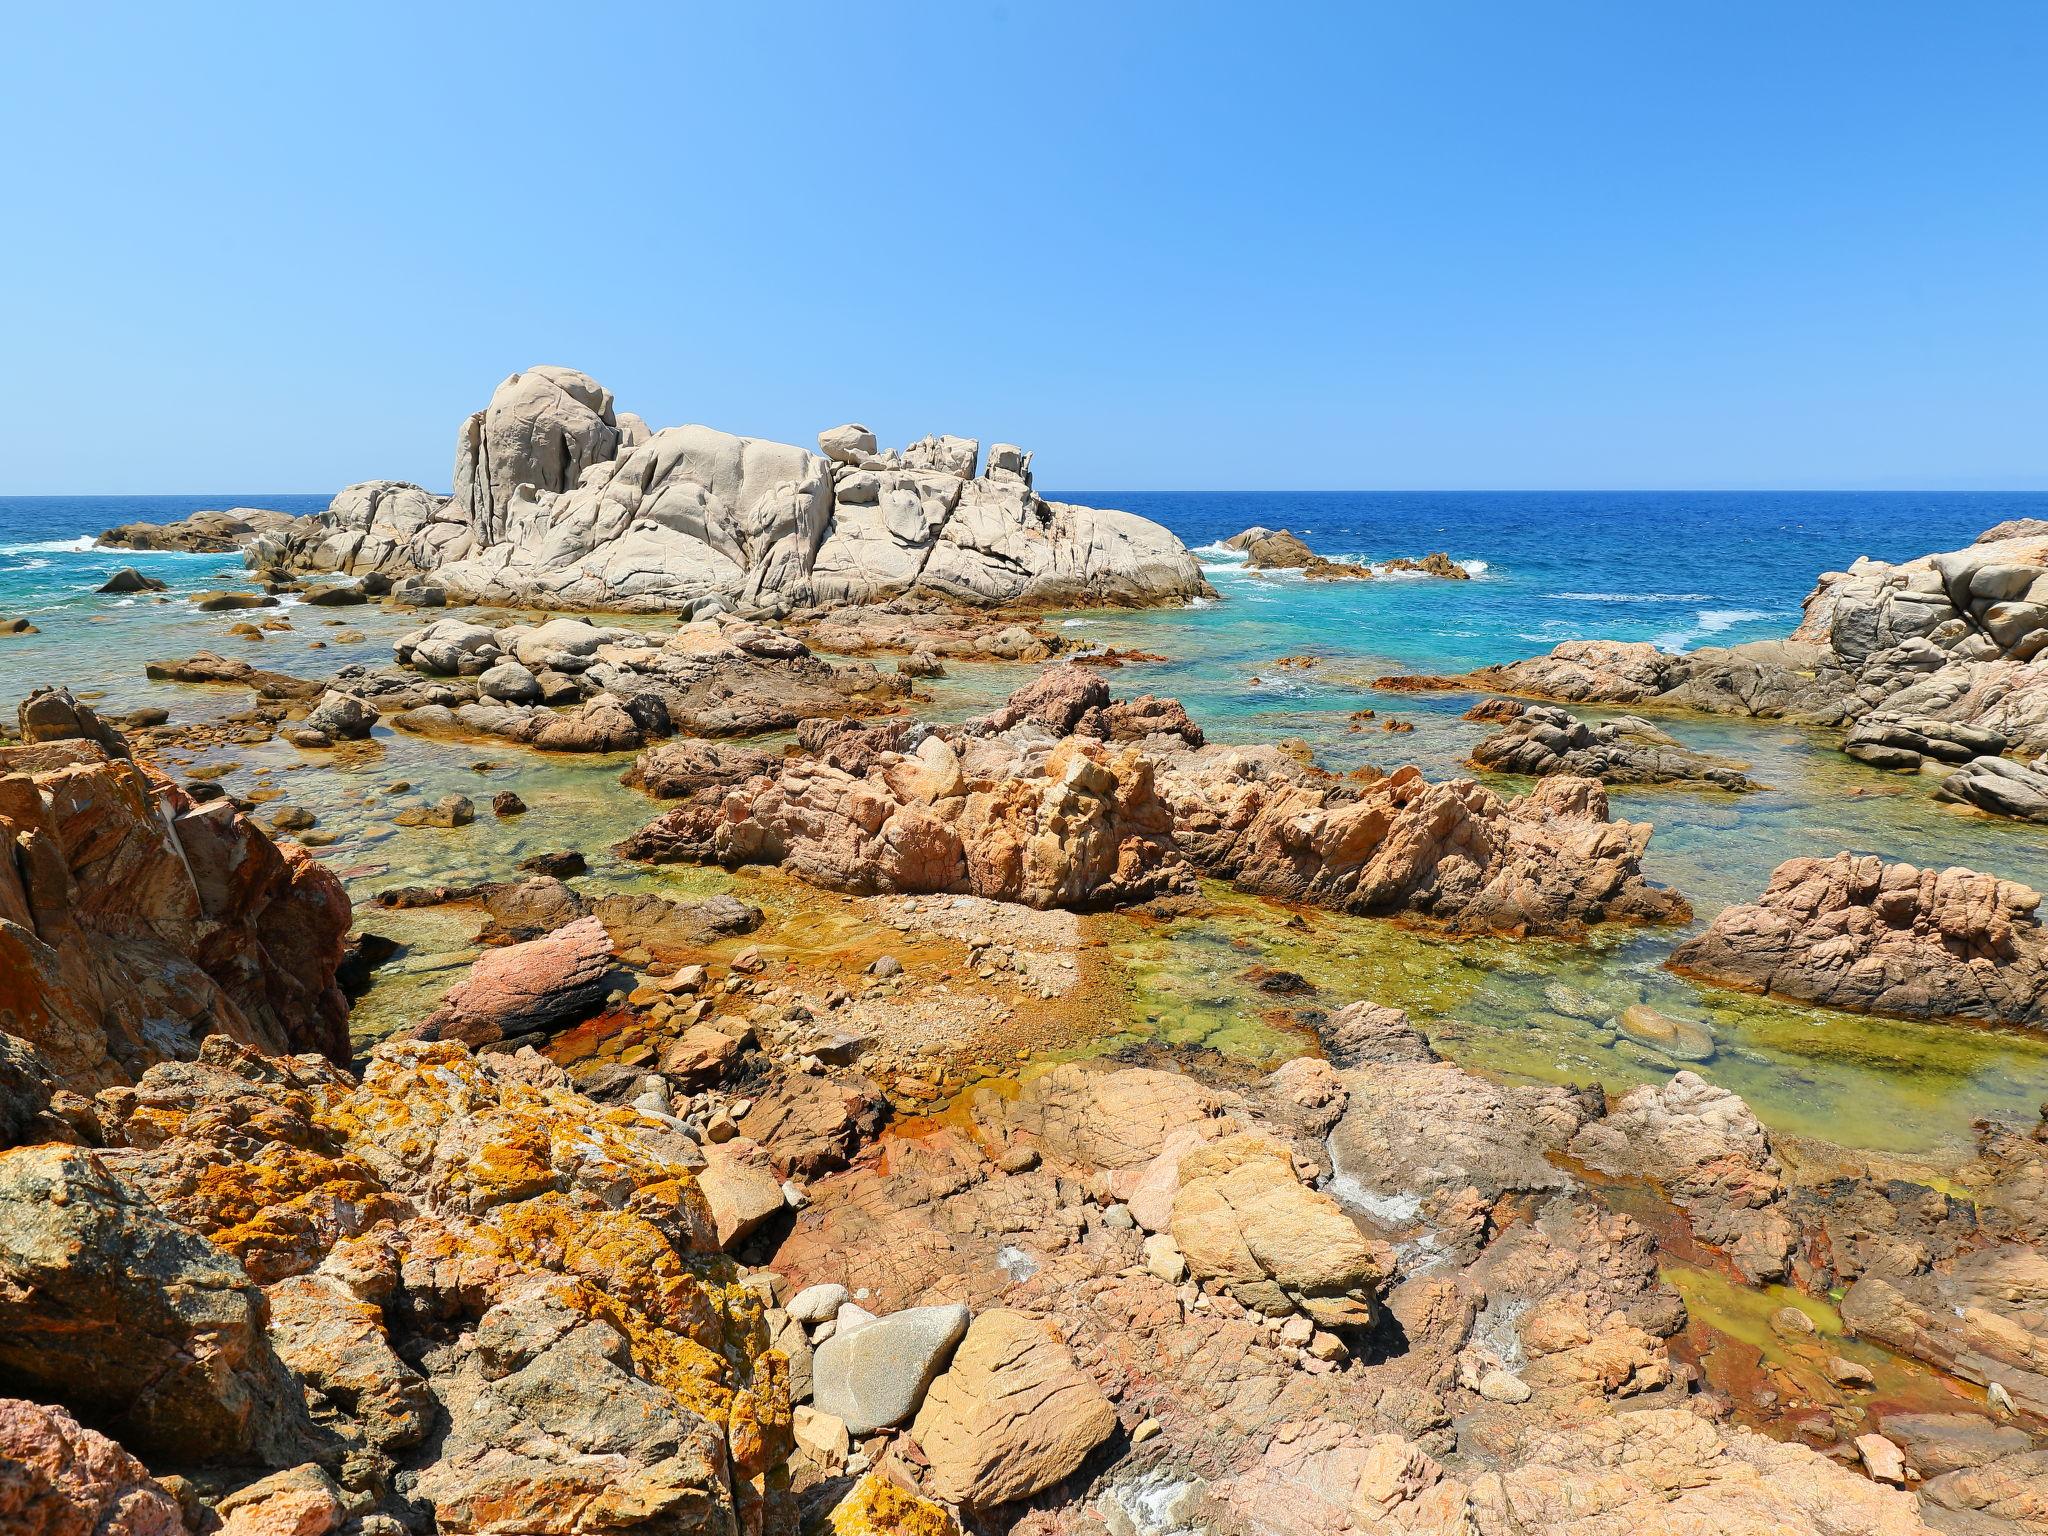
(6, 489, 2046, 678)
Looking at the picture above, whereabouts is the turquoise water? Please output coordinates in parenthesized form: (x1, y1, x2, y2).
(9, 490, 2048, 1157)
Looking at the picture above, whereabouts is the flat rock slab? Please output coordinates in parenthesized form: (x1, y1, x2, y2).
(811, 1303, 969, 1434)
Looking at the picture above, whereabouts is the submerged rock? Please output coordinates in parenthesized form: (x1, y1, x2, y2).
(1223, 526, 1372, 580)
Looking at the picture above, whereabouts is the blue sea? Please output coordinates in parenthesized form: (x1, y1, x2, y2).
(11, 487, 2048, 1154)
(5, 488, 2045, 677)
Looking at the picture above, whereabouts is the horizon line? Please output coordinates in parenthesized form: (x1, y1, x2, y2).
(5, 485, 2048, 500)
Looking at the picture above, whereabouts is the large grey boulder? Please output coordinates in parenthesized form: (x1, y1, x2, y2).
(811, 1302, 970, 1434)
(452, 366, 624, 541)
(478, 660, 544, 705)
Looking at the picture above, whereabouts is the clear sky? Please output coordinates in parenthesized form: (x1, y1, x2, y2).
(5, 3, 2043, 494)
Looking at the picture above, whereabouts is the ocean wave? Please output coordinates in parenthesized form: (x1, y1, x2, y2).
(3, 557, 50, 572)
(1185, 595, 1214, 608)
(1653, 607, 1774, 654)
(1060, 617, 1096, 628)
(0, 536, 95, 555)
(1550, 590, 1716, 603)
(1190, 541, 1249, 561)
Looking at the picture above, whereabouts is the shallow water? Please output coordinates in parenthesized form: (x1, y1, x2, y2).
(8, 492, 2048, 1160)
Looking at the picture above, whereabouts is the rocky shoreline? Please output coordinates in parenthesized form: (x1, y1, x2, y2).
(4, 621, 2048, 1535)
(1381, 519, 2048, 825)
(8, 477, 2048, 1535)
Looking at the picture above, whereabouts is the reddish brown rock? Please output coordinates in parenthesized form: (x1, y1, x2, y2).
(1671, 853, 2048, 1027)
(0, 1398, 189, 1536)
(409, 914, 614, 1045)
(0, 697, 349, 1098)
(1165, 755, 1688, 936)
(1569, 1071, 1797, 1283)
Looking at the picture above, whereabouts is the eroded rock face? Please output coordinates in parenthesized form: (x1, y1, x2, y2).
(68, 1036, 793, 1533)
(1670, 853, 2048, 1027)
(622, 734, 1192, 911)
(1470, 703, 1760, 790)
(1569, 1071, 1798, 1282)
(254, 367, 1207, 614)
(0, 1145, 314, 1465)
(1222, 527, 1372, 580)
(0, 695, 351, 1098)
(623, 672, 1686, 935)
(1162, 754, 1688, 935)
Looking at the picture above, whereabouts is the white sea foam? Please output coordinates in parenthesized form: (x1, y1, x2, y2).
(0, 536, 94, 555)
(1060, 617, 1096, 628)
(1190, 540, 1248, 561)
(1550, 590, 1716, 603)
(1653, 607, 1773, 654)
(1326, 1176, 1422, 1224)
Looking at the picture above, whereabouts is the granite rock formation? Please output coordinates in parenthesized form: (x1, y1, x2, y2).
(0, 689, 350, 1099)
(621, 668, 1687, 934)
(1390, 523, 2048, 818)
(1470, 702, 1761, 790)
(1670, 853, 2048, 1027)
(252, 367, 1208, 614)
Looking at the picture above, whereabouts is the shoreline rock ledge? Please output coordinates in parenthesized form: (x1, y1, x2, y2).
(252, 366, 1211, 615)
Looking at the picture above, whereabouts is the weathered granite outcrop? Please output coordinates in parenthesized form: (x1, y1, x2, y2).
(620, 732, 1191, 910)
(33, 1035, 796, 1532)
(1388, 525, 2048, 817)
(1670, 853, 2048, 1027)
(99, 507, 302, 555)
(253, 366, 1208, 614)
(1470, 702, 1761, 790)
(0, 689, 351, 1099)
(623, 669, 1685, 934)
(1161, 751, 1687, 934)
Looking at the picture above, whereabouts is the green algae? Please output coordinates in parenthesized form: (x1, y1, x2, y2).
(1110, 881, 2048, 1158)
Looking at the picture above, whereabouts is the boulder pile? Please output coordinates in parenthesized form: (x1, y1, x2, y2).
(620, 666, 1689, 935)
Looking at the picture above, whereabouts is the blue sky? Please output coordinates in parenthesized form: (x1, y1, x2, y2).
(4, 3, 2043, 493)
